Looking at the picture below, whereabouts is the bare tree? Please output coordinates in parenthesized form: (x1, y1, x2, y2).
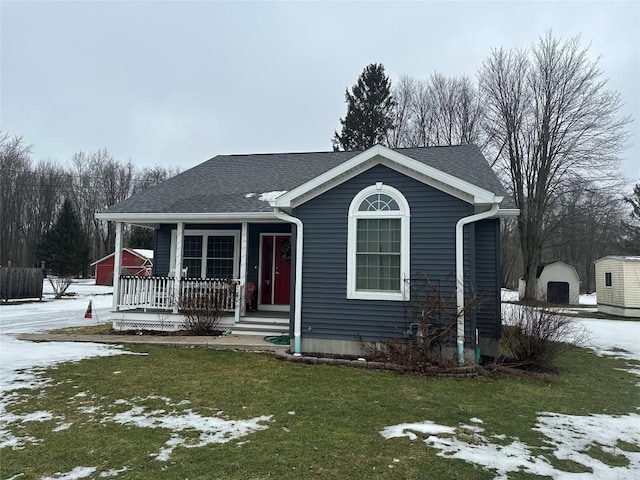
(0, 133, 32, 266)
(479, 32, 629, 299)
(390, 74, 485, 148)
(71, 149, 135, 265)
(0, 134, 70, 268)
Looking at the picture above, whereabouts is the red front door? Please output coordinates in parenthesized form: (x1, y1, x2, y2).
(260, 235, 291, 305)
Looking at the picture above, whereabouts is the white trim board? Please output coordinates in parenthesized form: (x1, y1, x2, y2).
(273, 145, 504, 211)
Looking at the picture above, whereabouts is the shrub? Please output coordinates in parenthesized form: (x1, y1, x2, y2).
(363, 278, 470, 369)
(498, 306, 586, 371)
(49, 276, 72, 299)
(178, 289, 224, 336)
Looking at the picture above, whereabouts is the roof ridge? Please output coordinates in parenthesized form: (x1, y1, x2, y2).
(212, 144, 477, 159)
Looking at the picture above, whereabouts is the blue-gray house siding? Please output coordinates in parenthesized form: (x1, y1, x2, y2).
(294, 164, 500, 346)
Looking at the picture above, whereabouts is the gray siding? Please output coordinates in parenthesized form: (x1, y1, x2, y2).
(294, 164, 475, 344)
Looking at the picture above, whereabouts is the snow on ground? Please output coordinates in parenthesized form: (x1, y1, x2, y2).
(3, 284, 639, 478)
(382, 290, 640, 479)
(0, 279, 273, 475)
(382, 413, 640, 480)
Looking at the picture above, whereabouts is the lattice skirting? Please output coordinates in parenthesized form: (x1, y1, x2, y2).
(112, 319, 187, 332)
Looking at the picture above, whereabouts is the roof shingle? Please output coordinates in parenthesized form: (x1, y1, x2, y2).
(102, 145, 515, 214)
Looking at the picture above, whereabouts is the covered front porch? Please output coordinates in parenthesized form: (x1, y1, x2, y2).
(109, 219, 293, 335)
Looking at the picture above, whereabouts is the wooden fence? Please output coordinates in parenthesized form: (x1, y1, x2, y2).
(0, 267, 44, 301)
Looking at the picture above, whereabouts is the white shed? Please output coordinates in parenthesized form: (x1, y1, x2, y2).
(518, 261, 581, 304)
(594, 256, 640, 318)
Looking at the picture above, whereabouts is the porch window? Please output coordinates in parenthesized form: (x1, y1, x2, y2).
(206, 236, 235, 278)
(347, 184, 410, 301)
(183, 236, 203, 278)
(170, 230, 240, 279)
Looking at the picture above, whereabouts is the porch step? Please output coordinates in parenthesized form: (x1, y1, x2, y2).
(232, 316, 289, 336)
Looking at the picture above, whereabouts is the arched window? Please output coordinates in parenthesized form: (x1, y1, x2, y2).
(347, 183, 410, 301)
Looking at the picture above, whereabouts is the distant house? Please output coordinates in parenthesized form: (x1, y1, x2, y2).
(96, 145, 518, 363)
(518, 261, 580, 304)
(91, 248, 153, 286)
(594, 256, 640, 318)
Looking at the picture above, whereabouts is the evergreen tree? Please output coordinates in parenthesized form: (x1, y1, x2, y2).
(39, 199, 90, 276)
(621, 183, 640, 254)
(333, 63, 395, 151)
(625, 183, 640, 220)
(127, 226, 154, 250)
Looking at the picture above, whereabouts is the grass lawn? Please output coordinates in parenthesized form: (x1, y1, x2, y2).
(1, 345, 638, 479)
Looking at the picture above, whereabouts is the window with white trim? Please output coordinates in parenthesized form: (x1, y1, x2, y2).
(170, 230, 239, 279)
(347, 184, 410, 301)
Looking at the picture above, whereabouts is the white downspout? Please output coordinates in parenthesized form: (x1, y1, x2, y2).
(273, 208, 303, 355)
(455, 202, 500, 365)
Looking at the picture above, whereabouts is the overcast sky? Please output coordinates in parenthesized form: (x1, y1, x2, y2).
(2, 1, 639, 184)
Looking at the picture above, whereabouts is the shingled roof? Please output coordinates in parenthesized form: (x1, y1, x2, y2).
(100, 144, 515, 216)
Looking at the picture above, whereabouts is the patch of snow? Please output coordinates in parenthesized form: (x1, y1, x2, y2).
(382, 413, 640, 479)
(469, 417, 483, 423)
(244, 192, 256, 198)
(0, 281, 135, 450)
(41, 466, 97, 480)
(99, 467, 129, 477)
(579, 292, 597, 305)
(101, 397, 272, 461)
(131, 248, 153, 260)
(20, 410, 53, 423)
(380, 420, 455, 440)
(258, 190, 287, 202)
(52, 422, 73, 432)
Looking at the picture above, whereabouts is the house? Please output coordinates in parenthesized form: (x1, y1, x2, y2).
(91, 248, 153, 286)
(518, 261, 580, 304)
(96, 145, 518, 364)
(594, 256, 640, 318)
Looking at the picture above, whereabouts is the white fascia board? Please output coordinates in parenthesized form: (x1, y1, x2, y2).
(94, 212, 280, 223)
(273, 145, 501, 208)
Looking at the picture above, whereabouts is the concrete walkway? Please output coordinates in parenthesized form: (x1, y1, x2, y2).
(16, 333, 288, 352)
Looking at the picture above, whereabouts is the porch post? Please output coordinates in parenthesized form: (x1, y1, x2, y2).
(238, 222, 248, 318)
(112, 222, 123, 311)
(173, 222, 184, 314)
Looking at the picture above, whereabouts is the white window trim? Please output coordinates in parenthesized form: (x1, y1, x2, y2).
(170, 229, 240, 279)
(347, 183, 410, 301)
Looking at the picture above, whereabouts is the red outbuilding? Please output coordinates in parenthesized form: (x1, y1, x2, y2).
(91, 248, 153, 286)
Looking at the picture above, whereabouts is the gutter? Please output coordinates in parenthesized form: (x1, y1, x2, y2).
(272, 208, 303, 355)
(455, 202, 500, 365)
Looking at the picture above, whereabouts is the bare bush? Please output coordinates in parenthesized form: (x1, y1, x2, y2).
(49, 276, 72, 299)
(363, 279, 473, 370)
(178, 289, 224, 336)
(498, 306, 586, 371)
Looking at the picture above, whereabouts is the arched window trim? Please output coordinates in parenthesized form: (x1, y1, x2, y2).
(347, 183, 410, 301)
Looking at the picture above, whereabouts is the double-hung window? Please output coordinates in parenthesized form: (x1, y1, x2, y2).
(170, 230, 239, 279)
(347, 183, 410, 301)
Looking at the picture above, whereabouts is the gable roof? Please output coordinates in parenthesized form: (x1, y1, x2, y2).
(97, 145, 516, 222)
(90, 248, 154, 267)
(273, 145, 507, 210)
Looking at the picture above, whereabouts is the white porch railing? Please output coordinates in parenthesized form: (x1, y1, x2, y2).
(117, 276, 239, 312)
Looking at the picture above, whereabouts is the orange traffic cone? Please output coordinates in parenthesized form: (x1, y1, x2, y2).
(84, 300, 93, 319)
